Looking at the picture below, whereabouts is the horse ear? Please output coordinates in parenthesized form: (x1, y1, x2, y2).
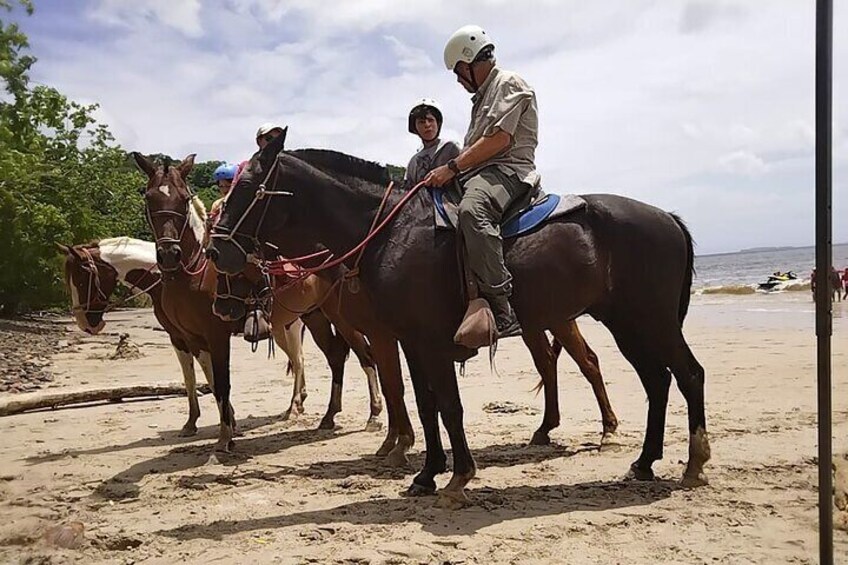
(131, 152, 157, 178)
(59, 244, 82, 260)
(276, 127, 288, 152)
(258, 128, 287, 167)
(177, 153, 196, 179)
(55, 243, 70, 255)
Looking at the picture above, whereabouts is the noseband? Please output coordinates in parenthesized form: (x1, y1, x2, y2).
(145, 196, 207, 276)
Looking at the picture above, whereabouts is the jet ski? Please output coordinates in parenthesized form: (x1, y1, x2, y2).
(758, 271, 797, 290)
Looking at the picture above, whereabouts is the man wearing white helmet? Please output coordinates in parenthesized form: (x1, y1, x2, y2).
(403, 98, 460, 189)
(256, 122, 286, 150)
(424, 25, 539, 338)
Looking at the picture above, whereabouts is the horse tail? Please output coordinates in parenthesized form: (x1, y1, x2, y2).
(670, 212, 695, 324)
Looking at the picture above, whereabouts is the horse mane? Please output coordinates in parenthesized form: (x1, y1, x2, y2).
(190, 195, 207, 222)
(289, 149, 391, 186)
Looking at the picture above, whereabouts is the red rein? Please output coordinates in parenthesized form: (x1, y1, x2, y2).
(263, 179, 426, 286)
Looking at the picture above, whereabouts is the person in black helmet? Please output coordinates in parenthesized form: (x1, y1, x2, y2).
(403, 98, 460, 189)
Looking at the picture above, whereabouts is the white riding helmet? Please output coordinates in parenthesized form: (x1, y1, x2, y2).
(443, 25, 494, 70)
(255, 122, 286, 140)
(407, 98, 443, 135)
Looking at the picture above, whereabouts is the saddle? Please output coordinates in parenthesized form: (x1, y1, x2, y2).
(431, 183, 586, 350)
(431, 184, 586, 238)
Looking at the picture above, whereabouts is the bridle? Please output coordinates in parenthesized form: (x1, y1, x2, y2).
(209, 155, 292, 262)
(145, 194, 208, 277)
(69, 248, 160, 316)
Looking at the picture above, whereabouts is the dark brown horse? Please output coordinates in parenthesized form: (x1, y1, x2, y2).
(208, 134, 709, 504)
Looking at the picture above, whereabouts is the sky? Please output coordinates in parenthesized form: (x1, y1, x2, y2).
(11, 0, 848, 255)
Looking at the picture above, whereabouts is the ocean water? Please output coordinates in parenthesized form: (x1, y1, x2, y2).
(693, 243, 848, 292)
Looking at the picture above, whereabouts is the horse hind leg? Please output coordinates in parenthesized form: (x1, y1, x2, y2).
(608, 326, 672, 481)
(171, 346, 200, 436)
(332, 318, 383, 433)
(303, 311, 347, 430)
(667, 335, 710, 487)
(372, 335, 414, 466)
(522, 329, 560, 446)
(551, 321, 620, 447)
(273, 318, 307, 421)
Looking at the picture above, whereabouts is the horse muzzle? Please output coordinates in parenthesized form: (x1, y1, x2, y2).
(156, 244, 182, 272)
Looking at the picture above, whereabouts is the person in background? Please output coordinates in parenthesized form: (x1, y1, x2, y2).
(842, 268, 848, 300)
(403, 98, 460, 189)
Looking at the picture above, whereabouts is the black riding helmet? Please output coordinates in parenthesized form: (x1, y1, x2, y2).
(408, 98, 443, 136)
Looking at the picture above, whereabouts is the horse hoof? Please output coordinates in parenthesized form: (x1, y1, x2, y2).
(317, 417, 335, 430)
(385, 449, 410, 468)
(624, 462, 655, 482)
(214, 445, 232, 455)
(681, 472, 709, 488)
(406, 482, 437, 497)
(599, 433, 623, 452)
(529, 431, 551, 446)
(436, 488, 471, 510)
(375, 440, 396, 457)
(178, 425, 198, 437)
(364, 418, 383, 433)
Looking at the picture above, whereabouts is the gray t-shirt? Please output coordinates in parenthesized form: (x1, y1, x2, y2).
(464, 66, 540, 187)
(404, 139, 461, 188)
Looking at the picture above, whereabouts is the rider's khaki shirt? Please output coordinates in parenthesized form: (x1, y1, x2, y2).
(464, 66, 540, 187)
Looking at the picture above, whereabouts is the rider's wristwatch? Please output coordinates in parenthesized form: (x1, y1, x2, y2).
(447, 159, 461, 175)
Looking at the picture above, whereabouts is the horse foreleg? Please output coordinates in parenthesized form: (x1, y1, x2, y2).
(173, 346, 200, 436)
(522, 329, 560, 446)
(273, 318, 307, 421)
(402, 342, 447, 496)
(197, 349, 236, 434)
(205, 340, 234, 453)
(552, 321, 619, 445)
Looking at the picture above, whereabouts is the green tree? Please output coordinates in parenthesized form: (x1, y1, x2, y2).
(0, 1, 146, 313)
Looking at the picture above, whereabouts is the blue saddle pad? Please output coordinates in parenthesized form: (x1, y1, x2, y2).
(433, 190, 582, 239)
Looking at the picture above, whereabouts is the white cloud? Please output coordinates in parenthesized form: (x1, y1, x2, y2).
(22, 0, 848, 253)
(88, 0, 202, 38)
(718, 150, 769, 176)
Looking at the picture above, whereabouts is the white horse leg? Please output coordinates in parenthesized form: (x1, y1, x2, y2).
(174, 347, 199, 436)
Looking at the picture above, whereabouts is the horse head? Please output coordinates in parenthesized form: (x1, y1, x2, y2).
(58, 243, 119, 335)
(207, 128, 288, 275)
(132, 152, 203, 273)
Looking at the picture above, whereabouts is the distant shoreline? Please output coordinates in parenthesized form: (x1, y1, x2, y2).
(697, 242, 848, 258)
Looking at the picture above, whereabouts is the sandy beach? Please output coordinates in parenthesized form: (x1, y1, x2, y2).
(1, 291, 846, 564)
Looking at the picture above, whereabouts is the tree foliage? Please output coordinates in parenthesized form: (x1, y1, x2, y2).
(1, 2, 145, 313)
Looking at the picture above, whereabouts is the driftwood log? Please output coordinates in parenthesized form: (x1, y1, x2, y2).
(0, 383, 213, 417)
